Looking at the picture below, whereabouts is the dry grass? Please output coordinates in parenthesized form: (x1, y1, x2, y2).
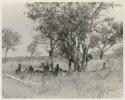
(2, 56, 123, 98)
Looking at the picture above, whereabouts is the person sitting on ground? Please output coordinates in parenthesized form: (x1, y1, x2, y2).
(40, 62, 45, 70)
(44, 63, 50, 72)
(102, 62, 107, 69)
(15, 64, 22, 74)
(100, 62, 107, 71)
(28, 65, 34, 74)
(43, 63, 46, 71)
(55, 64, 60, 75)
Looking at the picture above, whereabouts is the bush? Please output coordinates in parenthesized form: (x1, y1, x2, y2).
(112, 46, 123, 57)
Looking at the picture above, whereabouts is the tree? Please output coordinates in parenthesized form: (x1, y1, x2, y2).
(52, 2, 114, 71)
(27, 41, 38, 56)
(27, 34, 49, 56)
(26, 2, 64, 68)
(91, 18, 123, 59)
(26, 2, 117, 71)
(2, 28, 21, 61)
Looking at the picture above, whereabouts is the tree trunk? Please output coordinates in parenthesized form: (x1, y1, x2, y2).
(72, 46, 81, 72)
(49, 39, 54, 70)
(100, 50, 104, 59)
(81, 47, 87, 72)
(50, 56, 53, 70)
(68, 58, 72, 70)
(4, 48, 8, 62)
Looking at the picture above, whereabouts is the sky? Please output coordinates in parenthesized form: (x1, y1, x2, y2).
(2, 0, 123, 57)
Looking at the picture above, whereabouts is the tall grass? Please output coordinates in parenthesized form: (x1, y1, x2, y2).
(2, 56, 123, 98)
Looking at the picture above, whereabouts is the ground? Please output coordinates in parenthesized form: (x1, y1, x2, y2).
(2, 56, 123, 98)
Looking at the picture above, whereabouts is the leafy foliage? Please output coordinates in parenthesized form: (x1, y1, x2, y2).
(90, 18, 123, 59)
(2, 28, 21, 50)
(25, 2, 122, 70)
(2, 28, 21, 59)
(27, 41, 38, 56)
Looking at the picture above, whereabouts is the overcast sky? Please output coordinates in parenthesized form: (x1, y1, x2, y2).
(2, 1, 123, 57)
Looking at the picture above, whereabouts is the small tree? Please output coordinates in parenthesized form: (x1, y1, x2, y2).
(91, 18, 123, 59)
(2, 28, 21, 61)
(27, 41, 38, 56)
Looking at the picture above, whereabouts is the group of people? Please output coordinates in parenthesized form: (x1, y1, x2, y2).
(15, 62, 61, 76)
(40, 63, 60, 73)
(15, 61, 108, 78)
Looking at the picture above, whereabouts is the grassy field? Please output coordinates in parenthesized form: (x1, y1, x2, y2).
(2, 56, 123, 98)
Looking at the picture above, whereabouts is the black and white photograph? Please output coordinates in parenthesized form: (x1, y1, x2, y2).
(1, 0, 123, 98)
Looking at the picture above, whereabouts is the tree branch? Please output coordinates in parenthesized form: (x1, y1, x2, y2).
(91, 35, 102, 50)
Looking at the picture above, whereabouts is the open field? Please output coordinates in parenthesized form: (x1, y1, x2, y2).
(2, 1, 123, 98)
(2, 56, 123, 98)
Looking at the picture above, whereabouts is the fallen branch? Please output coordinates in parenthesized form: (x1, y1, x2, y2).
(3, 74, 42, 87)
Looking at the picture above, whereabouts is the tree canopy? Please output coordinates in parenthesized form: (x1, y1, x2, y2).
(2, 28, 21, 60)
(26, 2, 122, 71)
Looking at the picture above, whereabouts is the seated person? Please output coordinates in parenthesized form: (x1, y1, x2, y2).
(15, 64, 22, 74)
(100, 62, 107, 71)
(28, 65, 34, 74)
(43, 63, 50, 72)
(40, 62, 45, 69)
(55, 64, 60, 75)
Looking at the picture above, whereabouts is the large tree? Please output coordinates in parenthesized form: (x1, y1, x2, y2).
(2, 28, 21, 61)
(51, 2, 114, 71)
(26, 2, 116, 71)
